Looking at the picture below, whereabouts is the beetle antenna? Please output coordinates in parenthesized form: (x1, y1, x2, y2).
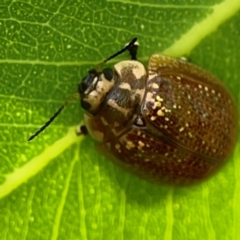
(28, 92, 79, 141)
(28, 38, 137, 141)
(97, 37, 137, 69)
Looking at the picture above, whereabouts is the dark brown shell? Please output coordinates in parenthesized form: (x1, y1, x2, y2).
(88, 54, 238, 186)
(143, 54, 237, 160)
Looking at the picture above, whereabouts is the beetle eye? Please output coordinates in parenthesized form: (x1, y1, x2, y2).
(78, 69, 98, 95)
(80, 99, 91, 110)
(102, 68, 113, 81)
(78, 78, 88, 93)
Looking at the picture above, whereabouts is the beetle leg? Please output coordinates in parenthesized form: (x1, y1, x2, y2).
(127, 41, 139, 60)
(76, 125, 88, 136)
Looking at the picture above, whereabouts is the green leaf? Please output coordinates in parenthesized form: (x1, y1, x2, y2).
(0, 0, 239, 239)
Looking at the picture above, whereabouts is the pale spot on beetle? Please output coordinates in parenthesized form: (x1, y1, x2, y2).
(146, 144, 150, 148)
(115, 144, 121, 150)
(146, 92, 155, 103)
(188, 132, 193, 138)
(198, 84, 202, 89)
(152, 83, 159, 89)
(148, 73, 158, 81)
(202, 140, 205, 145)
(135, 116, 145, 127)
(164, 152, 169, 157)
(187, 111, 191, 114)
(177, 76, 181, 80)
(165, 117, 169, 121)
(173, 104, 177, 109)
(164, 125, 168, 129)
(205, 86, 209, 91)
(126, 141, 135, 150)
(157, 110, 164, 116)
(212, 149, 216, 153)
(188, 95, 191, 100)
(152, 101, 161, 109)
(138, 140, 145, 147)
(130, 64, 146, 80)
(177, 159, 182, 163)
(94, 77, 104, 93)
(179, 127, 184, 132)
(151, 116, 157, 121)
(119, 82, 131, 90)
(185, 123, 189, 127)
(144, 159, 150, 162)
(212, 89, 216, 94)
(156, 96, 164, 102)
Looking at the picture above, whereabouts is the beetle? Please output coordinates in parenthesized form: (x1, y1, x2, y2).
(28, 38, 238, 186)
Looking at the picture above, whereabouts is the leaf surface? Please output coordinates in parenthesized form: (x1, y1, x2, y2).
(0, 0, 240, 239)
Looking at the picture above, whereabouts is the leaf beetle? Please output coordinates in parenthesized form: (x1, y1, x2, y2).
(29, 38, 238, 186)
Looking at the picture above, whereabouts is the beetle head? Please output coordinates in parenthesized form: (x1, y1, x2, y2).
(78, 68, 116, 114)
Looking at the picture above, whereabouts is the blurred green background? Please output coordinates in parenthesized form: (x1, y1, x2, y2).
(0, 0, 239, 239)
